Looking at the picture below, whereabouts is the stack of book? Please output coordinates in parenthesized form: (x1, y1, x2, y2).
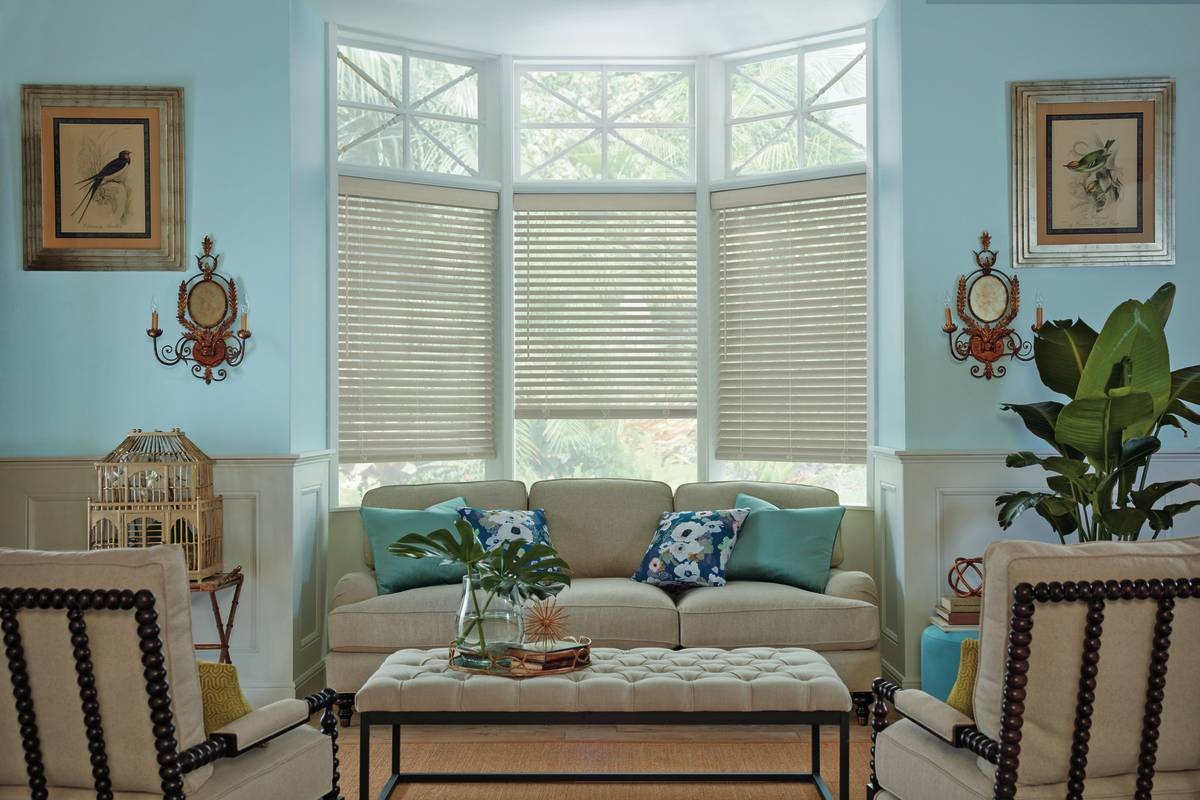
(930, 594, 981, 631)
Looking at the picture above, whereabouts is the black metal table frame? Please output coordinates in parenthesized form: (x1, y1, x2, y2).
(359, 710, 850, 800)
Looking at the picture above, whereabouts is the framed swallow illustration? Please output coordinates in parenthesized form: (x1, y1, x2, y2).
(1011, 78, 1174, 267)
(21, 84, 184, 270)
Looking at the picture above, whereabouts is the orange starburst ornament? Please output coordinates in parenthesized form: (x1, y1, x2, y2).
(524, 597, 568, 648)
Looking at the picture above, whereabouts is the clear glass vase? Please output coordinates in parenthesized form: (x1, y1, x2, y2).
(455, 575, 523, 660)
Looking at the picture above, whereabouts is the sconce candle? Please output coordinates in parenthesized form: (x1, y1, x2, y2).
(149, 235, 250, 384)
(150, 298, 159, 333)
(1034, 293, 1044, 331)
(941, 231, 1035, 379)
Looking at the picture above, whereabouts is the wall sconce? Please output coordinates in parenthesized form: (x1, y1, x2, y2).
(942, 231, 1041, 380)
(149, 235, 250, 384)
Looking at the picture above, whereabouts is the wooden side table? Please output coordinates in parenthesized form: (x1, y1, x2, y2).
(190, 566, 244, 664)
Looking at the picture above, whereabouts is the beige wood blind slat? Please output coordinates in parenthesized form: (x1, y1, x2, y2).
(515, 201, 698, 419)
(338, 191, 496, 464)
(716, 183, 867, 465)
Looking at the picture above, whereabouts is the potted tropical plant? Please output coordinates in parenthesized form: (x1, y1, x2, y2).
(388, 520, 571, 659)
(997, 283, 1200, 541)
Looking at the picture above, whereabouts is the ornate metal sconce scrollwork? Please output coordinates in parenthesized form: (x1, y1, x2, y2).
(942, 231, 1041, 380)
(149, 236, 250, 384)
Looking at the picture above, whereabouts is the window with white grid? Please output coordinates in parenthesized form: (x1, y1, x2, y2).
(517, 66, 694, 181)
(726, 36, 866, 176)
(714, 174, 868, 464)
(337, 44, 481, 176)
(337, 177, 497, 466)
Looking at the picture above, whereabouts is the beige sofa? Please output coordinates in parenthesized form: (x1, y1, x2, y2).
(328, 478, 881, 723)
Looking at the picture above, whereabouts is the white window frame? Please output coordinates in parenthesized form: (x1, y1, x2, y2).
(336, 34, 500, 190)
(327, 26, 875, 510)
(514, 61, 697, 186)
(720, 32, 867, 185)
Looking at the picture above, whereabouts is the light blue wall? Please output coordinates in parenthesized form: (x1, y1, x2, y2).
(290, 0, 331, 453)
(0, 0, 328, 457)
(876, 0, 1200, 452)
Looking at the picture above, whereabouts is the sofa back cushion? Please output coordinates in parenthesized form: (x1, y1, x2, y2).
(360, 480, 527, 567)
(529, 479, 673, 578)
(973, 536, 1200, 787)
(0, 546, 212, 794)
(674, 481, 844, 567)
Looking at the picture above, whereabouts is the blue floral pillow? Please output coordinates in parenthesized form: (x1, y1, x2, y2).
(458, 507, 553, 551)
(631, 508, 750, 589)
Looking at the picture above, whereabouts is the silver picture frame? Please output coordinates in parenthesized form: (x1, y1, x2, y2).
(1011, 77, 1174, 267)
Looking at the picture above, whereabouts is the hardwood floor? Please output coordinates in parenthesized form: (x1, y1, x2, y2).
(335, 718, 874, 799)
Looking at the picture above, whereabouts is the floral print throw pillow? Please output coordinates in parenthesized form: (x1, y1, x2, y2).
(631, 508, 750, 589)
(458, 507, 553, 551)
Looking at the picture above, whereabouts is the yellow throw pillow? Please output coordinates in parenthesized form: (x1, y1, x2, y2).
(198, 661, 253, 734)
(946, 638, 979, 718)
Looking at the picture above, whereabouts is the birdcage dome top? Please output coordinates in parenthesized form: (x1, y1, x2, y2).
(100, 428, 213, 464)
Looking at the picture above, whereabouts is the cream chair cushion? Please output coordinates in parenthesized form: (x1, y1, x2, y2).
(876, 718, 1200, 800)
(359, 480, 528, 567)
(673, 480, 845, 567)
(0, 546, 212, 795)
(529, 479, 673, 578)
(675, 580, 878, 650)
(327, 577, 680, 653)
(973, 537, 1200, 787)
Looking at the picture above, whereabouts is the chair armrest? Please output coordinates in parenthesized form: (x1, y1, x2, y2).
(893, 689, 974, 744)
(214, 699, 309, 752)
(825, 567, 877, 605)
(331, 570, 378, 609)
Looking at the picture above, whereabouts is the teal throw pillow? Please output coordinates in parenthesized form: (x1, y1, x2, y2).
(361, 497, 469, 594)
(725, 493, 845, 593)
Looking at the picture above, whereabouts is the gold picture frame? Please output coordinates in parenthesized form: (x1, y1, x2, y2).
(22, 84, 185, 270)
(1011, 78, 1174, 267)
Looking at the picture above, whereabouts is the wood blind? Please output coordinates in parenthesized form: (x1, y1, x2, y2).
(514, 194, 698, 419)
(337, 177, 497, 464)
(714, 175, 868, 464)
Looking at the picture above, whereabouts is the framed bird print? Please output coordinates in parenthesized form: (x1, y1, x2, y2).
(21, 84, 184, 270)
(1011, 78, 1174, 267)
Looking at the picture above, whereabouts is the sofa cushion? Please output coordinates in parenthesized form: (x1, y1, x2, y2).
(674, 481, 845, 566)
(725, 498, 845, 592)
(328, 577, 680, 653)
(631, 509, 748, 588)
(676, 580, 878, 650)
(360, 504, 467, 593)
(360, 480, 528, 567)
(458, 507, 552, 550)
(529, 479, 673, 578)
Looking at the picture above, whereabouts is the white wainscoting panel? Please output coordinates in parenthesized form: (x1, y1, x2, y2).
(869, 447, 1200, 688)
(0, 451, 332, 707)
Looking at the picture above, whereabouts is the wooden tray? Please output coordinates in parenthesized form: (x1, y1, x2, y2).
(448, 637, 591, 678)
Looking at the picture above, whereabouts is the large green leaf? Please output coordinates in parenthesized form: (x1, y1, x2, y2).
(1074, 300, 1171, 435)
(1170, 365, 1200, 405)
(1000, 402, 1084, 458)
(1055, 391, 1155, 466)
(1145, 283, 1175, 328)
(1095, 436, 1160, 510)
(1100, 507, 1148, 538)
(1168, 398, 1200, 425)
(1034, 319, 1098, 398)
(1131, 479, 1200, 510)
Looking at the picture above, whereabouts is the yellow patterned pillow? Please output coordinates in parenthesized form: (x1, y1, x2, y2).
(197, 661, 253, 734)
(946, 638, 979, 718)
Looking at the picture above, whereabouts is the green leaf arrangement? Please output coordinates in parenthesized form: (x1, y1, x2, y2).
(387, 519, 572, 653)
(998, 283, 1200, 541)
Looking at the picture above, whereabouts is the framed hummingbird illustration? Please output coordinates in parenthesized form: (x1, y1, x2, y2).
(21, 84, 185, 270)
(1011, 78, 1174, 267)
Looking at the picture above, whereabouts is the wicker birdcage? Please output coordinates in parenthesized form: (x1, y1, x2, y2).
(87, 428, 223, 581)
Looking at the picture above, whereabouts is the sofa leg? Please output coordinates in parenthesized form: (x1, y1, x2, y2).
(851, 692, 873, 726)
(336, 693, 355, 728)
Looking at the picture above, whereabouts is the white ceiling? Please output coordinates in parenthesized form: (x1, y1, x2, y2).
(311, 0, 885, 57)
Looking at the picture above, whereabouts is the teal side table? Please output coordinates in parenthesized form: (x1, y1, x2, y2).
(920, 624, 979, 701)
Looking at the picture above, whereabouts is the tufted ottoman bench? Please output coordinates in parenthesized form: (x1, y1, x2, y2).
(355, 646, 851, 800)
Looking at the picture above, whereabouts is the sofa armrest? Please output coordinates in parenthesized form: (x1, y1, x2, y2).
(824, 567, 877, 605)
(214, 699, 309, 752)
(893, 689, 974, 744)
(331, 570, 378, 609)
